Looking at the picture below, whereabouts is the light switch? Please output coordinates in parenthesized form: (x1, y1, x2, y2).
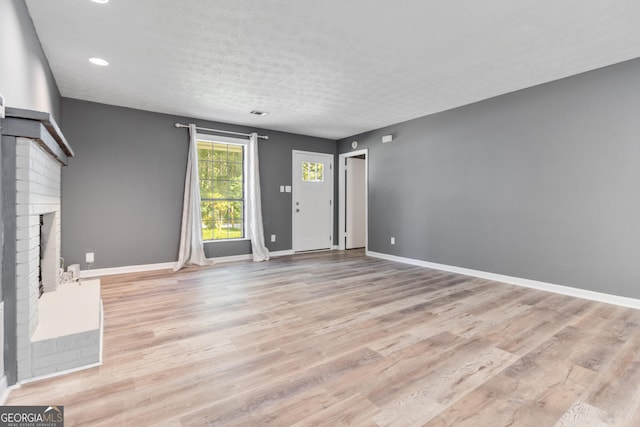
(285, 185, 291, 193)
(280, 185, 285, 192)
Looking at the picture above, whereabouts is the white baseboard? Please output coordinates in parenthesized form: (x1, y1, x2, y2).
(270, 249, 295, 257)
(213, 250, 294, 263)
(80, 249, 297, 278)
(366, 251, 640, 310)
(80, 261, 175, 278)
(213, 254, 252, 263)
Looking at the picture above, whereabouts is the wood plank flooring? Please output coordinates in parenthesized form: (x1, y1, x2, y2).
(6, 250, 640, 426)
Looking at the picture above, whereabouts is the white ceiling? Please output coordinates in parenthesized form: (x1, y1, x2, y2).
(25, 0, 640, 140)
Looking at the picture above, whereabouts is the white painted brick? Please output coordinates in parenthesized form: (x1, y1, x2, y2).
(28, 246, 39, 262)
(80, 345, 100, 359)
(16, 227, 32, 242)
(16, 142, 31, 155)
(32, 339, 57, 356)
(15, 261, 31, 278)
(14, 138, 65, 382)
(31, 366, 56, 377)
(57, 359, 88, 372)
(15, 236, 38, 253)
(32, 354, 58, 370)
(15, 179, 30, 192)
(16, 284, 30, 300)
(15, 249, 30, 265)
(15, 167, 30, 182)
(16, 205, 31, 217)
(16, 323, 30, 337)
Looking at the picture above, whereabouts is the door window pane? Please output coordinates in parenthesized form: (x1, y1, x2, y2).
(302, 161, 325, 182)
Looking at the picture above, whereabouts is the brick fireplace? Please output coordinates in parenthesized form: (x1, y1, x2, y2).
(2, 108, 102, 387)
(15, 135, 63, 380)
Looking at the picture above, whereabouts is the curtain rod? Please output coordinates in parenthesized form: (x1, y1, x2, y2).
(174, 123, 269, 140)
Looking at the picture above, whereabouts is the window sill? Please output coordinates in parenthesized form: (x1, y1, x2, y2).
(203, 238, 250, 243)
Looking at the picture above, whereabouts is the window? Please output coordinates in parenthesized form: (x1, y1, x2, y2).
(197, 139, 245, 241)
(302, 161, 324, 182)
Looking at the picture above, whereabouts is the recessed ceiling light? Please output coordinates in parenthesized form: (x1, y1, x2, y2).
(89, 57, 109, 66)
(250, 110, 269, 116)
(91, 0, 109, 4)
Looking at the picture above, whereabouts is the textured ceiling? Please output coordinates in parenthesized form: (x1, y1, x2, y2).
(25, 0, 640, 140)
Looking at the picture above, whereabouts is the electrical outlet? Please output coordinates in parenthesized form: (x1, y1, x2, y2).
(390, 237, 395, 245)
(86, 252, 95, 263)
(271, 234, 276, 242)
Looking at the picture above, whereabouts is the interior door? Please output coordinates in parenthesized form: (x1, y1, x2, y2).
(293, 151, 333, 252)
(346, 157, 366, 249)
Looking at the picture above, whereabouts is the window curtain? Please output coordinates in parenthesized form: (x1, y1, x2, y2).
(247, 133, 270, 261)
(174, 124, 214, 271)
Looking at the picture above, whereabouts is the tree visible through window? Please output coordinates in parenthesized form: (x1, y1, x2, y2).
(302, 161, 324, 182)
(198, 141, 245, 240)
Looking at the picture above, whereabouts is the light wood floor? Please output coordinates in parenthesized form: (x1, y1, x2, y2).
(7, 250, 640, 426)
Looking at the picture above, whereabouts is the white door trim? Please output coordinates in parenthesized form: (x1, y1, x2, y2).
(338, 149, 368, 251)
(292, 150, 335, 252)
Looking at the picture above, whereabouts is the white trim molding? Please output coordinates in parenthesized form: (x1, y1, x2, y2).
(80, 262, 175, 278)
(271, 249, 295, 257)
(80, 250, 297, 278)
(338, 149, 368, 251)
(366, 251, 640, 310)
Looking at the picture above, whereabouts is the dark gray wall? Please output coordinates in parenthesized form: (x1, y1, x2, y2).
(61, 99, 336, 268)
(339, 57, 640, 300)
(0, 0, 61, 121)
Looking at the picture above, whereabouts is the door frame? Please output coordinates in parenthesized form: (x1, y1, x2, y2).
(338, 149, 368, 251)
(291, 150, 335, 252)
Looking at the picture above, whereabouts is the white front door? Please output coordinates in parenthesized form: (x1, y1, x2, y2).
(292, 151, 333, 252)
(346, 157, 366, 249)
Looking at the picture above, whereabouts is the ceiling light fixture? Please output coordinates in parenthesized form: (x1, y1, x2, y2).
(91, 0, 109, 4)
(250, 110, 269, 116)
(89, 57, 109, 66)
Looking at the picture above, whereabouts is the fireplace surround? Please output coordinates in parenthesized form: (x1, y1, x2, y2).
(2, 108, 102, 388)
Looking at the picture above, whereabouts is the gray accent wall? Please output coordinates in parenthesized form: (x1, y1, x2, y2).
(339, 57, 640, 300)
(0, 0, 61, 121)
(61, 99, 336, 269)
